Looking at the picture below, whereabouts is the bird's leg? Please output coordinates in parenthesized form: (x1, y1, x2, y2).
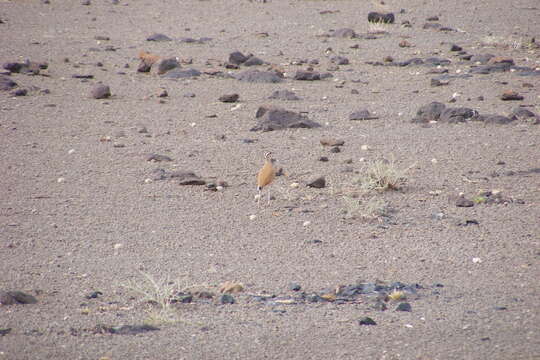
(258, 188, 261, 206)
(267, 188, 271, 204)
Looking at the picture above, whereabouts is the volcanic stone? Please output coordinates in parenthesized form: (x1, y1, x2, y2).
(91, 84, 111, 99)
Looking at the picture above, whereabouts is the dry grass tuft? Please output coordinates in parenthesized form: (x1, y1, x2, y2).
(123, 272, 184, 325)
(356, 157, 410, 191)
(342, 195, 389, 220)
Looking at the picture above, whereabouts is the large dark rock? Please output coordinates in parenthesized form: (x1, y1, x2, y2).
(153, 58, 180, 75)
(243, 56, 264, 66)
(330, 28, 357, 38)
(229, 51, 249, 65)
(510, 108, 538, 123)
(90, 84, 111, 99)
(349, 109, 379, 120)
(0, 291, 38, 305)
(235, 70, 283, 83)
(294, 70, 321, 81)
(0, 75, 17, 91)
(161, 68, 201, 79)
(251, 106, 321, 132)
(411, 102, 446, 123)
(268, 89, 300, 100)
(146, 33, 172, 41)
(439, 107, 475, 123)
(368, 12, 395, 23)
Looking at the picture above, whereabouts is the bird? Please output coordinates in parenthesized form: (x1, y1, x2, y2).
(256, 151, 276, 205)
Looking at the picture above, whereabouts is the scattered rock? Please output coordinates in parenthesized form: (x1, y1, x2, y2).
(368, 12, 395, 23)
(218, 93, 239, 103)
(106, 324, 159, 335)
(320, 138, 345, 147)
(294, 70, 321, 81)
(329, 146, 341, 153)
(330, 28, 357, 38)
(450, 44, 463, 51)
(289, 283, 302, 291)
(411, 102, 446, 123)
(153, 58, 180, 75)
(251, 106, 321, 131)
(500, 90, 524, 101)
(307, 176, 326, 188)
(90, 84, 111, 99)
(510, 108, 538, 123)
(330, 56, 349, 65)
(146, 33, 172, 42)
(477, 114, 514, 125)
(396, 302, 412, 312)
(439, 107, 475, 123)
(12, 88, 27, 96)
(219, 294, 235, 305)
(243, 56, 264, 66)
(399, 40, 412, 47)
(488, 56, 514, 65)
(0, 76, 17, 91)
(229, 51, 249, 65)
(456, 197, 474, 207)
(268, 89, 300, 100)
(358, 317, 377, 326)
(0, 291, 38, 305)
(146, 154, 172, 162)
(0, 328, 11, 336)
(235, 69, 283, 83)
(173, 171, 206, 185)
(162, 68, 201, 79)
(349, 109, 379, 120)
(86, 291, 103, 299)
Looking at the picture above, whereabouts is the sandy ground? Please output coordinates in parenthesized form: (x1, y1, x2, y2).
(1, 0, 539, 359)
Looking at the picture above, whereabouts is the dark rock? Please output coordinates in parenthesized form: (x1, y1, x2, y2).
(288, 283, 302, 291)
(470, 54, 495, 64)
(12, 88, 27, 96)
(268, 89, 300, 100)
(229, 51, 249, 65)
(171, 171, 206, 185)
(319, 156, 329, 162)
(251, 106, 320, 131)
(349, 109, 379, 120)
(500, 90, 524, 101)
(0, 328, 11, 336)
(450, 44, 462, 51)
(90, 84, 111, 99)
(172, 293, 193, 303)
(218, 93, 239, 103)
(431, 78, 449, 87)
(243, 56, 264, 66)
(235, 70, 283, 83)
(426, 16, 439, 21)
(162, 68, 201, 79)
(457, 219, 479, 226)
(219, 294, 235, 304)
(0, 291, 38, 305)
(86, 291, 103, 299)
(423, 22, 441, 30)
(510, 108, 538, 123)
(396, 302, 412, 312)
(439, 107, 475, 123)
(358, 317, 377, 325)
(72, 74, 94, 79)
(424, 57, 451, 66)
(146, 154, 172, 162)
(330, 56, 349, 65)
(108, 324, 159, 335)
(154, 58, 180, 75)
(329, 146, 340, 153)
(81, 0, 91, 5)
(307, 176, 326, 188)
(146, 33, 172, 42)
(368, 12, 395, 23)
(137, 61, 152, 73)
(470, 63, 512, 74)
(456, 197, 474, 207)
(294, 70, 321, 81)
(0, 75, 17, 91)
(482, 115, 514, 125)
(331, 28, 357, 38)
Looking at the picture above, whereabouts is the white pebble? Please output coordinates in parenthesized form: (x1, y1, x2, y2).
(113, 243, 123, 250)
(57, 177, 65, 183)
(68, 149, 75, 154)
(254, 194, 261, 200)
(431, 158, 438, 164)
(472, 257, 482, 263)
(405, 324, 413, 328)
(360, 145, 369, 151)
(303, 221, 311, 227)
(249, 214, 257, 220)
(359, 157, 365, 162)
(290, 182, 300, 188)
(216, 185, 224, 191)
(144, 178, 153, 184)
(231, 104, 242, 111)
